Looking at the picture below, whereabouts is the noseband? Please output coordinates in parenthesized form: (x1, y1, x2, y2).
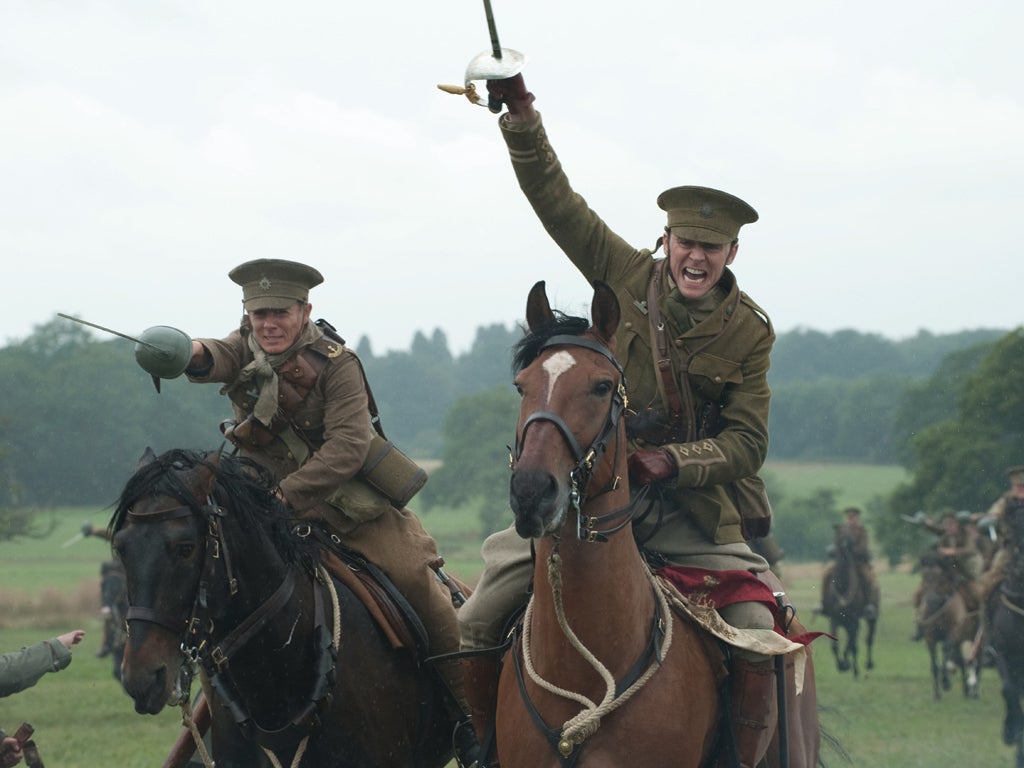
(512, 334, 637, 542)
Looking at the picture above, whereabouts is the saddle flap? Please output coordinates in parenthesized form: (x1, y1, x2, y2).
(316, 544, 429, 659)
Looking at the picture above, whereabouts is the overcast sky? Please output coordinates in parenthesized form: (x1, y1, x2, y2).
(2, 1, 1021, 356)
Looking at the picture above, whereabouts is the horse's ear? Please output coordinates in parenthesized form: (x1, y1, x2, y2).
(137, 447, 158, 469)
(185, 451, 221, 499)
(525, 280, 554, 333)
(591, 281, 620, 344)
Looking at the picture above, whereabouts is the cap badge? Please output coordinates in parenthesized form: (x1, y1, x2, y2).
(258, 276, 272, 290)
(699, 203, 714, 219)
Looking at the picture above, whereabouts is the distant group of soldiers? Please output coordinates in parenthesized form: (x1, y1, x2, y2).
(813, 464, 1024, 646)
(907, 464, 1024, 643)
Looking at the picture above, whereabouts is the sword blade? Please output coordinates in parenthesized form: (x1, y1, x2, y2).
(58, 313, 163, 352)
(482, 0, 502, 59)
(61, 532, 85, 549)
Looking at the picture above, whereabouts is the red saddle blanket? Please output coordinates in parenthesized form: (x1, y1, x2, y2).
(657, 565, 827, 646)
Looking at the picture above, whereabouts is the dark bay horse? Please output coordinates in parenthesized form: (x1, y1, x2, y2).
(499, 280, 820, 768)
(917, 552, 980, 700)
(987, 500, 1024, 767)
(820, 526, 877, 677)
(111, 448, 455, 768)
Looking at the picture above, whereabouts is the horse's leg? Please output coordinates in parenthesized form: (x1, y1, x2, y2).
(943, 640, 955, 691)
(831, 618, 850, 673)
(1002, 675, 1024, 746)
(865, 617, 877, 671)
(848, 620, 860, 680)
(928, 640, 941, 701)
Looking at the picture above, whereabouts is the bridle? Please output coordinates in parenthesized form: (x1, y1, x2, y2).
(511, 334, 639, 543)
(121, 492, 337, 756)
(123, 499, 245, 650)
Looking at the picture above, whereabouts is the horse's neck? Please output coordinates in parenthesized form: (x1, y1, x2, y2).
(531, 482, 654, 655)
(218, 534, 311, 667)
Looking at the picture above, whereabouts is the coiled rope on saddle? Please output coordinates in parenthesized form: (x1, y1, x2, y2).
(520, 545, 674, 756)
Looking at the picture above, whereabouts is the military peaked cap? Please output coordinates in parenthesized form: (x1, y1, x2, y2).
(229, 259, 324, 311)
(657, 186, 758, 245)
(1006, 465, 1024, 484)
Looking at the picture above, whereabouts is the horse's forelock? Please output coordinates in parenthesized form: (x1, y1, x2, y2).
(110, 449, 315, 568)
(512, 313, 590, 376)
(111, 449, 210, 532)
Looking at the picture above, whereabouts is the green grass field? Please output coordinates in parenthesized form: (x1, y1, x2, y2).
(1, 464, 1017, 767)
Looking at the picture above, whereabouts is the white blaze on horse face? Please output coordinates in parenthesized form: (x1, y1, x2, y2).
(542, 350, 577, 403)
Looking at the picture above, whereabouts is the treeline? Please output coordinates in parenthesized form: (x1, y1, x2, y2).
(0, 314, 1016, 559)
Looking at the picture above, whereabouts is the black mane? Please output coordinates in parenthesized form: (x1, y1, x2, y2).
(110, 448, 317, 570)
(512, 312, 590, 376)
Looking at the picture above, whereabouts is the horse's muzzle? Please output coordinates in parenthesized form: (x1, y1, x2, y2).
(510, 468, 567, 538)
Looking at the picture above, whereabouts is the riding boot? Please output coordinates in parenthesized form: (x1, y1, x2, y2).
(719, 657, 778, 768)
(461, 655, 501, 767)
(434, 657, 485, 768)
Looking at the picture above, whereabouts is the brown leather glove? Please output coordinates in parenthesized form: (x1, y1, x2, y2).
(627, 448, 677, 485)
(486, 74, 535, 116)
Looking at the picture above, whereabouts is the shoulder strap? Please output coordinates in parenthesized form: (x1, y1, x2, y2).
(316, 318, 386, 439)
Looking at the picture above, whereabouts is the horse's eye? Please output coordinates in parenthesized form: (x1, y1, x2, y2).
(514, 383, 524, 397)
(593, 380, 613, 397)
(174, 542, 196, 560)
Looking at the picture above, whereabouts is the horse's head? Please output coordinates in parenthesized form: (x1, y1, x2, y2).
(509, 280, 625, 540)
(109, 448, 222, 713)
(110, 447, 309, 715)
(919, 550, 953, 591)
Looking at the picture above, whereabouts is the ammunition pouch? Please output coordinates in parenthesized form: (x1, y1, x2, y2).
(360, 433, 428, 508)
(324, 434, 427, 522)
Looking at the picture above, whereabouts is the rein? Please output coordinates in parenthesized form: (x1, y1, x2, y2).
(512, 334, 636, 543)
(517, 543, 672, 762)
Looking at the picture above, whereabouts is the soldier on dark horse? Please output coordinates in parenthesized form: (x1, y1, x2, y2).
(820, 507, 880, 620)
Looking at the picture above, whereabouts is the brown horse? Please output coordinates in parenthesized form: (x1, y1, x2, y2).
(499, 280, 820, 768)
(917, 551, 980, 700)
(111, 448, 457, 768)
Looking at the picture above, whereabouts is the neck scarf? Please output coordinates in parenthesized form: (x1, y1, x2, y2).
(223, 321, 324, 426)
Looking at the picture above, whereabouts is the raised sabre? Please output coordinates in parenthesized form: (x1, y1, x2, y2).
(58, 313, 193, 393)
(58, 313, 164, 352)
(437, 0, 526, 111)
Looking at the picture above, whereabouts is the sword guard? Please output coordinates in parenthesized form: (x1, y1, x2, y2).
(464, 48, 526, 85)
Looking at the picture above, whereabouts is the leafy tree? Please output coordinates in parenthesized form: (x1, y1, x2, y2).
(875, 329, 1024, 564)
(419, 386, 520, 534)
(771, 487, 841, 563)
